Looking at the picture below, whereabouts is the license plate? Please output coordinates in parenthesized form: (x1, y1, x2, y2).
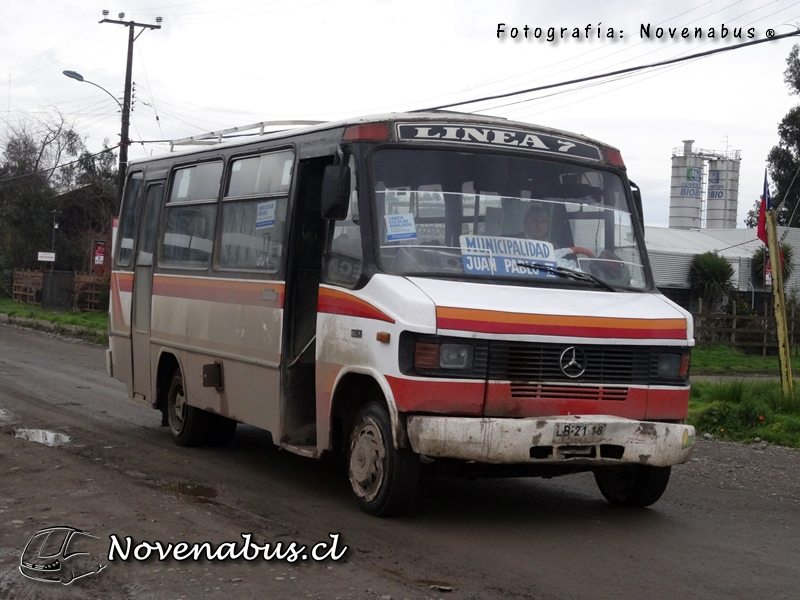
(553, 423, 605, 443)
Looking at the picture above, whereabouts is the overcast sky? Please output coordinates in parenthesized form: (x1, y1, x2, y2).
(3, 0, 800, 228)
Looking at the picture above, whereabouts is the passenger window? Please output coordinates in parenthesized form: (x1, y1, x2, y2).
(219, 150, 294, 273)
(169, 162, 223, 203)
(137, 184, 163, 265)
(161, 161, 221, 269)
(162, 205, 217, 268)
(116, 172, 143, 268)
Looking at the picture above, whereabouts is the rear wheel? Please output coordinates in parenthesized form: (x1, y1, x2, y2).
(348, 401, 419, 517)
(594, 465, 671, 507)
(166, 368, 211, 447)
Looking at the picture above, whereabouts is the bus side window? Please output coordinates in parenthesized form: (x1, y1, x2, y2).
(116, 172, 144, 268)
(161, 161, 222, 270)
(162, 205, 216, 268)
(219, 150, 294, 274)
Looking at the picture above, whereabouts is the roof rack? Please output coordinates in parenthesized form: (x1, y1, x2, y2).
(169, 120, 326, 151)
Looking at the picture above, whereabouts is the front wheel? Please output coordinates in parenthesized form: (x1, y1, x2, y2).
(348, 401, 419, 517)
(593, 465, 671, 507)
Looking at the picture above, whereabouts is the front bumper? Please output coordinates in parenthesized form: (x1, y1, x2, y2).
(406, 415, 695, 467)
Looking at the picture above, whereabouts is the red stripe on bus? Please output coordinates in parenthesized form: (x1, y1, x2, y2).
(385, 375, 485, 415)
(317, 288, 395, 323)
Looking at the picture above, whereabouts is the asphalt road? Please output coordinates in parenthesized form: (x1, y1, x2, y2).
(0, 324, 798, 599)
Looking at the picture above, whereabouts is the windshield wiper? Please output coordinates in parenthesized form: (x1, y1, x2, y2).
(516, 261, 616, 292)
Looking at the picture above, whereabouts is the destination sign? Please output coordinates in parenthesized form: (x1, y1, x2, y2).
(459, 235, 557, 279)
(397, 124, 602, 161)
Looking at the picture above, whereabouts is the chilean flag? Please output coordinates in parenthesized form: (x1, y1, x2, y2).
(757, 169, 770, 246)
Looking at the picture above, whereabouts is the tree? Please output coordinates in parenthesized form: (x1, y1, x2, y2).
(55, 143, 117, 272)
(755, 44, 800, 228)
(0, 111, 115, 293)
(0, 126, 57, 277)
(752, 243, 795, 284)
(690, 251, 734, 311)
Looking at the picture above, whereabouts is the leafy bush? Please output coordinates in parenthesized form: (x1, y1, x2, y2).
(690, 251, 734, 310)
(752, 243, 794, 283)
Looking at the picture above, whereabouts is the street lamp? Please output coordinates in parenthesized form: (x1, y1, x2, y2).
(62, 69, 128, 214)
(62, 70, 123, 110)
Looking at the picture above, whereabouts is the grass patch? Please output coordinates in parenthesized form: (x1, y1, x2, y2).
(689, 379, 800, 448)
(691, 344, 795, 375)
(0, 297, 108, 342)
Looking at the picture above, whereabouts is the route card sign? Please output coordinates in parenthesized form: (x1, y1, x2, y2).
(385, 213, 418, 242)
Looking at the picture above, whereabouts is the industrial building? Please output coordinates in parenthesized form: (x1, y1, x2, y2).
(647, 140, 798, 314)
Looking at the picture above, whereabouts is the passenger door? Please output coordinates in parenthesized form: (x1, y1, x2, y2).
(131, 182, 163, 403)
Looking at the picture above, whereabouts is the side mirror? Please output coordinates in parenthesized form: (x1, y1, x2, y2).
(629, 180, 645, 239)
(321, 163, 351, 221)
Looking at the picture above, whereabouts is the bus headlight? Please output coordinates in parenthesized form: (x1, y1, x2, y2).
(439, 344, 474, 369)
(401, 333, 487, 378)
(414, 342, 473, 370)
(657, 352, 689, 379)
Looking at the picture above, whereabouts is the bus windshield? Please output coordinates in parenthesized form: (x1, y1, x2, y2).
(371, 148, 648, 290)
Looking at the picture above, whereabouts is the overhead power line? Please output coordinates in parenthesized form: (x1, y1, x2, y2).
(0, 145, 119, 185)
(424, 28, 800, 111)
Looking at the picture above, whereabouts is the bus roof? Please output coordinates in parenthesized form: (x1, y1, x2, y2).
(130, 111, 622, 168)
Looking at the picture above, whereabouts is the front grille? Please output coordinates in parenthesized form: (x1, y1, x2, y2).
(488, 341, 683, 386)
(510, 383, 629, 400)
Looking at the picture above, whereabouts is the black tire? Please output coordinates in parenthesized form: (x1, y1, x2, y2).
(166, 368, 211, 447)
(206, 414, 237, 447)
(594, 465, 672, 507)
(347, 401, 419, 517)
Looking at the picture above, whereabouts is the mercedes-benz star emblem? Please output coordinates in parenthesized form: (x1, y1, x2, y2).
(559, 346, 587, 378)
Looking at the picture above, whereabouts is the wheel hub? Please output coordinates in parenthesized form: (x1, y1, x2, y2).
(349, 419, 385, 501)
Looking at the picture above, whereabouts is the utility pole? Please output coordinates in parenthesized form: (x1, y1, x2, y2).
(766, 208, 794, 396)
(99, 10, 162, 215)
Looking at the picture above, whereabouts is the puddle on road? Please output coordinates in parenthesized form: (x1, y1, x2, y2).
(161, 481, 218, 500)
(14, 428, 71, 446)
(0, 408, 8, 422)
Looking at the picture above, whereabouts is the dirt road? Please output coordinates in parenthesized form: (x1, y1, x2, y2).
(1, 324, 798, 599)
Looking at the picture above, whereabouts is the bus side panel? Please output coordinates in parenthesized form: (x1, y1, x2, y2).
(314, 279, 439, 451)
(149, 275, 284, 433)
(314, 311, 399, 450)
(108, 270, 133, 396)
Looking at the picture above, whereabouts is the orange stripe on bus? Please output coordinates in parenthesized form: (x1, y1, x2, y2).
(114, 271, 133, 293)
(151, 275, 285, 307)
(436, 307, 686, 340)
(317, 288, 395, 323)
(110, 272, 130, 330)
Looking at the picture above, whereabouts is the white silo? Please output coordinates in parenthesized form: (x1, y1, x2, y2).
(669, 140, 704, 229)
(705, 155, 741, 229)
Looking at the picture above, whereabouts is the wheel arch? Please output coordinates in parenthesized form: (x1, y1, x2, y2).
(155, 350, 182, 414)
(328, 368, 406, 454)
